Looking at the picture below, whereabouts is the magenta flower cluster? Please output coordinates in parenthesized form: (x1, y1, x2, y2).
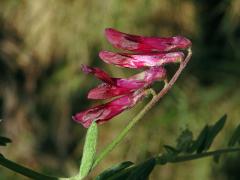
(72, 28, 191, 128)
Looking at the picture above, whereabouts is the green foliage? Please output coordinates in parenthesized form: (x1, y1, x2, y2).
(176, 128, 193, 153)
(96, 115, 240, 180)
(0, 136, 11, 146)
(96, 161, 134, 180)
(203, 114, 227, 150)
(228, 124, 240, 147)
(96, 158, 156, 180)
(0, 156, 58, 180)
(1, 115, 240, 179)
(125, 158, 155, 180)
(79, 122, 98, 179)
(193, 125, 209, 153)
(173, 114, 227, 154)
(0, 132, 58, 179)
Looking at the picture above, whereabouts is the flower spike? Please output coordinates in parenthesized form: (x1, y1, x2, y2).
(73, 28, 192, 128)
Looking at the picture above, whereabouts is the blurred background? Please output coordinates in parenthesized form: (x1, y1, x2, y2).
(0, 0, 239, 179)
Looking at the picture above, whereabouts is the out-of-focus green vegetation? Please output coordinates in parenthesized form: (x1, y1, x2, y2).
(0, 0, 239, 179)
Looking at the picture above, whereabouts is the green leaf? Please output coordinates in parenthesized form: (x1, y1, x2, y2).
(204, 114, 227, 150)
(163, 145, 179, 155)
(95, 161, 133, 180)
(126, 158, 156, 180)
(158, 148, 240, 164)
(193, 115, 227, 153)
(0, 155, 57, 179)
(176, 128, 193, 153)
(228, 124, 240, 147)
(192, 125, 209, 153)
(0, 136, 12, 146)
(213, 154, 221, 164)
(102, 159, 155, 180)
(79, 122, 98, 179)
(155, 155, 168, 165)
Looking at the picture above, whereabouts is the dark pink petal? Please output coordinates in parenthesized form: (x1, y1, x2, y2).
(81, 65, 115, 85)
(87, 83, 135, 100)
(72, 91, 146, 128)
(99, 51, 184, 68)
(88, 66, 166, 99)
(105, 28, 191, 52)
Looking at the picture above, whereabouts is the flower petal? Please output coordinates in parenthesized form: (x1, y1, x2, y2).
(99, 51, 184, 68)
(81, 65, 115, 85)
(105, 28, 191, 52)
(88, 67, 166, 99)
(72, 91, 146, 128)
(88, 83, 136, 99)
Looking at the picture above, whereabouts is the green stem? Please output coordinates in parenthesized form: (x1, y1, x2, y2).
(0, 155, 59, 180)
(93, 49, 193, 168)
(148, 88, 157, 97)
(108, 147, 240, 179)
(92, 91, 156, 168)
(158, 147, 240, 163)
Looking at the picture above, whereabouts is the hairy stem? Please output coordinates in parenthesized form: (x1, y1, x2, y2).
(93, 48, 192, 168)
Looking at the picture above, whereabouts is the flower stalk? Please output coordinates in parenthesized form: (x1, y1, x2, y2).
(93, 48, 192, 168)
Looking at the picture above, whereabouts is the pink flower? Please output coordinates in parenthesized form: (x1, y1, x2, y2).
(84, 66, 166, 99)
(72, 91, 146, 128)
(105, 28, 191, 53)
(73, 28, 191, 128)
(99, 51, 184, 69)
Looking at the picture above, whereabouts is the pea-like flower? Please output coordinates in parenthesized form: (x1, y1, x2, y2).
(72, 90, 146, 128)
(73, 28, 191, 128)
(99, 51, 184, 69)
(82, 65, 166, 99)
(105, 28, 191, 53)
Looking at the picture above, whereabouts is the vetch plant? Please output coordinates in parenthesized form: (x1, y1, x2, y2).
(72, 28, 192, 171)
(1, 28, 240, 180)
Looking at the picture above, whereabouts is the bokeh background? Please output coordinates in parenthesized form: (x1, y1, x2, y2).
(0, 0, 240, 179)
